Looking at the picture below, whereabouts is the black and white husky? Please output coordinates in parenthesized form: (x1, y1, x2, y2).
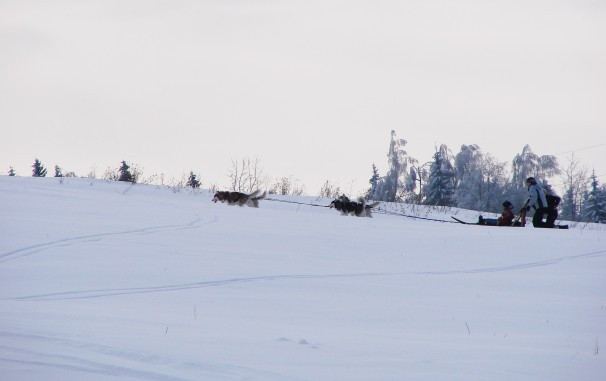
(212, 190, 267, 207)
(329, 195, 381, 217)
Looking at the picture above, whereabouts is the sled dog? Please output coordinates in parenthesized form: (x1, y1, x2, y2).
(329, 195, 381, 217)
(212, 190, 267, 208)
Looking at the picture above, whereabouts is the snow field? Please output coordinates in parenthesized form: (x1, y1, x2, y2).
(0, 177, 604, 380)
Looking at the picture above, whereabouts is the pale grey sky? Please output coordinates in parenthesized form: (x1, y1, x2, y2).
(1, 0, 605, 194)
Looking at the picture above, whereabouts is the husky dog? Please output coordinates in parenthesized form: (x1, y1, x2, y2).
(329, 195, 380, 217)
(212, 190, 267, 208)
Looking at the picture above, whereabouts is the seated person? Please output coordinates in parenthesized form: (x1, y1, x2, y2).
(497, 201, 515, 226)
(477, 201, 520, 227)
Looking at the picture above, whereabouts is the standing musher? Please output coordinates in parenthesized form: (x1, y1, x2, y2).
(526, 177, 550, 228)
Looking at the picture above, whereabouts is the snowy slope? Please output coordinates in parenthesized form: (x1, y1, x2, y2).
(0, 177, 604, 381)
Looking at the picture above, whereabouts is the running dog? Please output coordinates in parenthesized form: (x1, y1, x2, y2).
(329, 195, 380, 217)
(212, 190, 267, 208)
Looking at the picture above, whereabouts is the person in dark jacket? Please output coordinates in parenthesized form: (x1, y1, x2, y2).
(526, 177, 550, 228)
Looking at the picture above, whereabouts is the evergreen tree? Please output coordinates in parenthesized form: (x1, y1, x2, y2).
(423, 145, 456, 206)
(582, 172, 606, 223)
(186, 171, 201, 189)
(8, 167, 16, 176)
(561, 187, 577, 221)
(366, 164, 380, 200)
(118, 161, 133, 183)
(54, 165, 63, 177)
(32, 159, 47, 177)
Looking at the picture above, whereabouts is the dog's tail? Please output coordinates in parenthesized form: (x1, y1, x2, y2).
(249, 190, 266, 208)
(357, 198, 380, 218)
(251, 190, 266, 200)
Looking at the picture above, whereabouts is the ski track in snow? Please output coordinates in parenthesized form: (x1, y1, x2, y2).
(0, 217, 209, 264)
(6, 249, 606, 301)
(0, 332, 306, 381)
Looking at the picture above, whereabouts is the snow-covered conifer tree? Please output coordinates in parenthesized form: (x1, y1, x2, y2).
(8, 167, 16, 176)
(186, 171, 201, 189)
(54, 165, 63, 177)
(118, 161, 133, 183)
(366, 164, 380, 200)
(32, 159, 47, 177)
(582, 172, 606, 223)
(423, 145, 456, 207)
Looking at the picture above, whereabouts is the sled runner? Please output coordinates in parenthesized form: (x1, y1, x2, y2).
(451, 216, 522, 227)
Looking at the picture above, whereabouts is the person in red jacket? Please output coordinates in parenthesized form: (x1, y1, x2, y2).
(497, 200, 516, 226)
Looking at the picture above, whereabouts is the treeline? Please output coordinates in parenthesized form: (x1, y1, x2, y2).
(4, 133, 606, 223)
(9, 159, 203, 190)
(366, 131, 606, 223)
(4, 158, 305, 197)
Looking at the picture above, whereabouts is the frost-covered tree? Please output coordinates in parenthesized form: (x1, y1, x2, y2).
(408, 161, 430, 204)
(582, 172, 606, 223)
(118, 161, 133, 183)
(32, 159, 47, 177)
(455, 153, 509, 212)
(366, 164, 380, 200)
(186, 171, 201, 189)
(508, 145, 559, 205)
(560, 155, 588, 221)
(454, 144, 483, 207)
(8, 167, 16, 176)
(54, 165, 63, 177)
(373, 130, 416, 202)
(511, 145, 559, 188)
(423, 145, 456, 207)
(454, 144, 483, 188)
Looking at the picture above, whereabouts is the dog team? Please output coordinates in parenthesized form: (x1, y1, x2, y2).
(212, 190, 380, 218)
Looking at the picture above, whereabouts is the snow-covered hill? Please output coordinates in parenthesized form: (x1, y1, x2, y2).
(1, 177, 604, 380)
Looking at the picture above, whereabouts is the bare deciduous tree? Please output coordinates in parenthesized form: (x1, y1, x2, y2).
(318, 180, 341, 199)
(561, 154, 588, 221)
(269, 176, 306, 196)
(228, 157, 268, 192)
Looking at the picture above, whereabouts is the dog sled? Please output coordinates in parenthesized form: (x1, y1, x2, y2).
(451, 216, 569, 229)
(451, 198, 568, 229)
